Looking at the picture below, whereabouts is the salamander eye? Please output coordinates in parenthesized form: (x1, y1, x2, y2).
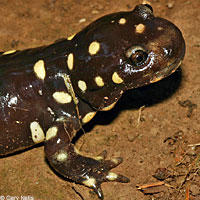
(130, 50, 148, 65)
(126, 46, 148, 66)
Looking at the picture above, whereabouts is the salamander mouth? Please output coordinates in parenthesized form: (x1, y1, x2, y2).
(150, 59, 182, 83)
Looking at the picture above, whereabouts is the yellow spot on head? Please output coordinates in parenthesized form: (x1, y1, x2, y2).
(3, 49, 17, 55)
(118, 18, 126, 25)
(101, 101, 117, 111)
(135, 23, 145, 34)
(82, 112, 96, 124)
(88, 41, 100, 55)
(33, 60, 46, 80)
(56, 151, 68, 162)
(53, 91, 72, 104)
(46, 126, 58, 141)
(67, 53, 74, 70)
(78, 80, 87, 92)
(82, 177, 96, 187)
(67, 34, 75, 40)
(112, 72, 123, 84)
(30, 121, 45, 143)
(95, 76, 104, 87)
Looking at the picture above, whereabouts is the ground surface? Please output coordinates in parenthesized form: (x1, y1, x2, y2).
(0, 0, 200, 200)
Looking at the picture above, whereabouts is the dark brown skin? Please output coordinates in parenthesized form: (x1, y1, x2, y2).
(0, 4, 185, 199)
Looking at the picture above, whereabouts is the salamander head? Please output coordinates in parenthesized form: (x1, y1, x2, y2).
(69, 4, 185, 110)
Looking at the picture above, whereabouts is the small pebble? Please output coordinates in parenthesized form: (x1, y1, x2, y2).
(79, 18, 86, 23)
(167, 2, 175, 9)
(153, 168, 169, 180)
(92, 10, 99, 14)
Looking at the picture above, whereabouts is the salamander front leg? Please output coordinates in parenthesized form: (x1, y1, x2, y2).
(44, 119, 130, 199)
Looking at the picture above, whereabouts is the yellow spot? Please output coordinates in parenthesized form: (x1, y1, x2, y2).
(119, 18, 126, 25)
(135, 23, 145, 34)
(56, 151, 68, 162)
(112, 72, 123, 84)
(82, 177, 96, 187)
(67, 53, 74, 70)
(106, 172, 118, 181)
(102, 101, 117, 111)
(78, 80, 87, 92)
(3, 49, 16, 55)
(88, 41, 100, 55)
(93, 156, 104, 161)
(30, 121, 45, 143)
(46, 126, 58, 141)
(53, 91, 72, 104)
(33, 60, 46, 80)
(111, 158, 120, 165)
(82, 112, 96, 124)
(67, 34, 75, 40)
(95, 76, 104, 87)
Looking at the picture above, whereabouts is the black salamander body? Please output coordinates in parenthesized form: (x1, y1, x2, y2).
(0, 4, 185, 199)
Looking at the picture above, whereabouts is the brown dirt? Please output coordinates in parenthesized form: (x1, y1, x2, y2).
(0, 0, 200, 200)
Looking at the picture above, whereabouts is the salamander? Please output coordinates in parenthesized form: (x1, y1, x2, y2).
(0, 4, 185, 199)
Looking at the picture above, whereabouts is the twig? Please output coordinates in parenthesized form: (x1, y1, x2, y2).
(136, 181, 165, 190)
(137, 105, 145, 128)
(185, 185, 190, 200)
(188, 143, 200, 147)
